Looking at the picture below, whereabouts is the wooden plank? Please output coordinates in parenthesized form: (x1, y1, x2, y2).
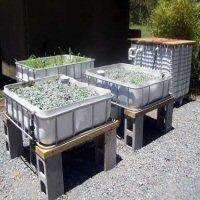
(128, 37, 196, 46)
(124, 96, 174, 118)
(35, 120, 120, 160)
(1, 112, 8, 125)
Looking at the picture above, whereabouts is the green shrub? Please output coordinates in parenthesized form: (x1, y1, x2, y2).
(150, 0, 200, 39)
(130, 0, 160, 25)
(150, 0, 200, 87)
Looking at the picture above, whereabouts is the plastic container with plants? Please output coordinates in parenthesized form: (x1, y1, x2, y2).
(85, 63, 171, 108)
(4, 75, 113, 146)
(16, 49, 95, 82)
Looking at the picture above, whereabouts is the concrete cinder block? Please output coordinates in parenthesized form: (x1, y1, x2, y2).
(4, 120, 23, 159)
(124, 115, 144, 151)
(36, 154, 64, 200)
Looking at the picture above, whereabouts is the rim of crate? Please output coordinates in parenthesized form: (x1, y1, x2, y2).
(15, 55, 95, 71)
(85, 64, 171, 90)
(128, 37, 196, 46)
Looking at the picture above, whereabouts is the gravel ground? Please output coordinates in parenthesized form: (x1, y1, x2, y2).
(0, 101, 200, 200)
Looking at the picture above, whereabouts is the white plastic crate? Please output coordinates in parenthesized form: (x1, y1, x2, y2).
(129, 42, 193, 99)
(16, 54, 95, 82)
(4, 75, 113, 146)
(85, 63, 171, 108)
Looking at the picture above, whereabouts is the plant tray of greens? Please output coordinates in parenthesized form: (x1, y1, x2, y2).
(85, 63, 171, 108)
(101, 66, 161, 85)
(11, 77, 98, 110)
(16, 54, 94, 82)
(4, 75, 113, 146)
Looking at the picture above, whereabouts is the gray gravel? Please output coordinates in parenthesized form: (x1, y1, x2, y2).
(0, 101, 200, 200)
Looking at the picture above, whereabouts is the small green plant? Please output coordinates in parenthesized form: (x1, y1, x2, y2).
(102, 67, 160, 85)
(11, 79, 97, 110)
(24, 48, 88, 69)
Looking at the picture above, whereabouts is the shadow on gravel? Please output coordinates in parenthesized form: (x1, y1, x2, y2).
(20, 141, 122, 193)
(174, 95, 195, 108)
(62, 142, 122, 192)
(143, 115, 174, 146)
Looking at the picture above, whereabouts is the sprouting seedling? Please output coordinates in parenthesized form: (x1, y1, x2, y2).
(53, 52, 57, 66)
(68, 47, 73, 60)
(58, 46, 62, 54)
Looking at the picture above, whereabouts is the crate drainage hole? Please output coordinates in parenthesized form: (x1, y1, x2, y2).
(127, 118, 133, 131)
(40, 181, 46, 194)
(39, 160, 45, 174)
(6, 141, 9, 151)
(4, 125, 8, 135)
(126, 135, 132, 147)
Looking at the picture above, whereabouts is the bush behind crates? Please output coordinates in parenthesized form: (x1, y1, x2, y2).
(150, 0, 200, 88)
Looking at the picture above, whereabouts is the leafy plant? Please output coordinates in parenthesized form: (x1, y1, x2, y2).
(102, 67, 161, 85)
(24, 48, 88, 69)
(150, 0, 200, 89)
(130, 0, 160, 25)
(150, 0, 200, 39)
(12, 79, 97, 110)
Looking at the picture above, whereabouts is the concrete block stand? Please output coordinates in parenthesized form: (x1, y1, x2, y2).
(3, 113, 119, 200)
(124, 96, 174, 151)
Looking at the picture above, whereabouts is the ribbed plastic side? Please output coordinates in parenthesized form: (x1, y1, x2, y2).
(85, 63, 171, 108)
(4, 75, 112, 146)
(129, 44, 193, 99)
(16, 55, 95, 82)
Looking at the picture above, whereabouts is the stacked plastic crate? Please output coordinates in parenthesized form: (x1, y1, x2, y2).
(128, 37, 195, 102)
(15, 55, 95, 82)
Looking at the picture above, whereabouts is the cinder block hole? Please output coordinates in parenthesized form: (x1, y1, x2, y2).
(5, 141, 9, 151)
(126, 135, 132, 147)
(40, 181, 46, 194)
(126, 117, 133, 131)
(4, 125, 8, 135)
(39, 160, 45, 174)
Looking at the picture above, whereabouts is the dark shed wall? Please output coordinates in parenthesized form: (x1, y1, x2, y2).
(91, 0, 130, 65)
(25, 0, 91, 55)
(0, 0, 27, 77)
(0, 0, 130, 78)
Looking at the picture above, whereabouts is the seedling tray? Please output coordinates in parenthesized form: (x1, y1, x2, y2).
(85, 63, 171, 108)
(16, 54, 94, 82)
(4, 75, 113, 146)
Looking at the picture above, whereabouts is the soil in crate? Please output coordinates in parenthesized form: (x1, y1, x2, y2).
(11, 78, 97, 110)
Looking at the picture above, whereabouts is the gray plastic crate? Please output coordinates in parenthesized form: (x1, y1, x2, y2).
(85, 63, 171, 108)
(129, 41, 193, 99)
(16, 54, 94, 82)
(4, 75, 113, 146)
